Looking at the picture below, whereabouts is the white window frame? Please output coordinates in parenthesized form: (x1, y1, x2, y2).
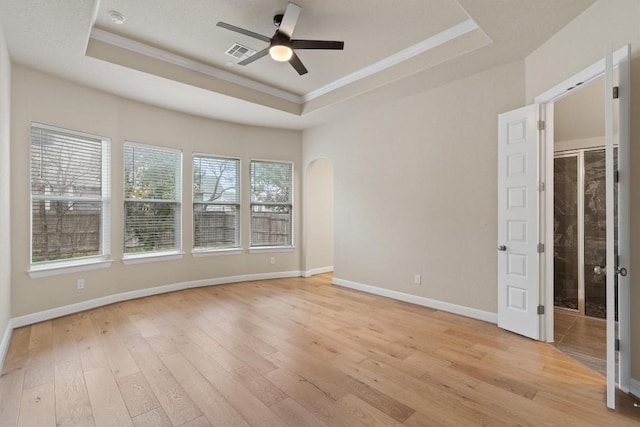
(249, 159, 295, 252)
(28, 122, 112, 277)
(192, 153, 242, 254)
(123, 141, 183, 263)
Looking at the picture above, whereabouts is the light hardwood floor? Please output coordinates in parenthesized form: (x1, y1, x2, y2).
(1, 274, 639, 426)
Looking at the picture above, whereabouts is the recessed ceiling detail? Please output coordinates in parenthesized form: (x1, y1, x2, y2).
(86, 14, 489, 113)
(0, 0, 597, 129)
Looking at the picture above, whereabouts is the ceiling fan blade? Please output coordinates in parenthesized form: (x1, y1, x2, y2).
(238, 47, 270, 65)
(216, 22, 271, 43)
(291, 40, 344, 50)
(289, 52, 308, 75)
(278, 2, 301, 38)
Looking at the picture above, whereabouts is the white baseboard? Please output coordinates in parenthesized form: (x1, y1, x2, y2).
(0, 318, 13, 369)
(631, 378, 640, 399)
(332, 277, 498, 324)
(11, 270, 303, 328)
(303, 266, 334, 278)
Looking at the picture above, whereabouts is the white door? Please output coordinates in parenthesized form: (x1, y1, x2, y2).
(604, 44, 631, 410)
(497, 105, 540, 340)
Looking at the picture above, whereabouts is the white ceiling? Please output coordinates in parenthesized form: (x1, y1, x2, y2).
(0, 0, 597, 130)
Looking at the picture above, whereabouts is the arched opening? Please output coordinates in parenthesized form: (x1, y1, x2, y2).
(304, 158, 334, 276)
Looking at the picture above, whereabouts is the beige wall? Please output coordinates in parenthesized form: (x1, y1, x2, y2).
(554, 136, 606, 152)
(10, 65, 302, 317)
(525, 0, 640, 386)
(525, 0, 640, 102)
(303, 60, 525, 313)
(304, 158, 334, 273)
(0, 24, 11, 350)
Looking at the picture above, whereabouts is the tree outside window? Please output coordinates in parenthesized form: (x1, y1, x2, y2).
(124, 143, 182, 255)
(250, 160, 293, 247)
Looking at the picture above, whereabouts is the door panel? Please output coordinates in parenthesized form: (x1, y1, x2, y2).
(497, 105, 540, 340)
(583, 148, 617, 319)
(616, 45, 631, 395)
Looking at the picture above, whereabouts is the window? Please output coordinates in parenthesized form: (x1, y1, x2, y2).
(192, 155, 240, 250)
(124, 143, 182, 257)
(30, 123, 110, 267)
(250, 160, 293, 247)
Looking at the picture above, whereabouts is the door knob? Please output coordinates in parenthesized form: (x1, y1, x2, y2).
(594, 265, 605, 275)
(498, 245, 507, 251)
(617, 267, 628, 277)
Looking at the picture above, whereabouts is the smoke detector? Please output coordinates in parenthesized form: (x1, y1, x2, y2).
(109, 11, 126, 25)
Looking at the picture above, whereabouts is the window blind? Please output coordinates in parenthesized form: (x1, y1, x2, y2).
(124, 143, 182, 255)
(193, 155, 240, 249)
(30, 124, 110, 264)
(250, 160, 293, 247)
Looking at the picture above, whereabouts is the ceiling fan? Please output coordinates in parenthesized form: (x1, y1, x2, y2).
(216, 2, 344, 75)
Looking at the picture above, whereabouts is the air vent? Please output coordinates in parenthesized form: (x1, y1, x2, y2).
(225, 43, 256, 60)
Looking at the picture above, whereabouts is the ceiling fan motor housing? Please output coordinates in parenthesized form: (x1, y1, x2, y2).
(271, 31, 290, 47)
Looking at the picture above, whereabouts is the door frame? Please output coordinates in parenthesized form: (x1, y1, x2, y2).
(534, 46, 631, 394)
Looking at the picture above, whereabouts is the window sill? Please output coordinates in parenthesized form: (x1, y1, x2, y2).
(192, 248, 243, 257)
(122, 251, 185, 265)
(28, 258, 113, 278)
(249, 246, 295, 254)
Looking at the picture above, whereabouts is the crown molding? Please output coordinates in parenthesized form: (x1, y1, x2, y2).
(89, 27, 304, 104)
(303, 19, 481, 102)
(90, 18, 481, 109)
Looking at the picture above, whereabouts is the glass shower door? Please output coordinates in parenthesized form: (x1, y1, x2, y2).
(553, 154, 579, 311)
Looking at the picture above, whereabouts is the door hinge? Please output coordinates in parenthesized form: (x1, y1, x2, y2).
(615, 170, 619, 183)
(538, 182, 545, 192)
(537, 120, 546, 131)
(615, 339, 620, 351)
(537, 305, 545, 315)
(613, 86, 619, 99)
(537, 243, 545, 253)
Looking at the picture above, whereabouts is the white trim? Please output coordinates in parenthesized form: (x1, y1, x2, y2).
(31, 121, 110, 143)
(332, 277, 497, 324)
(304, 19, 481, 102)
(249, 246, 295, 254)
(89, 28, 304, 104)
(630, 378, 640, 399)
(122, 252, 185, 265)
(123, 139, 183, 154)
(537, 45, 632, 404)
(534, 46, 629, 104)
(192, 248, 243, 257)
(89, 20, 482, 106)
(11, 270, 303, 328)
(28, 259, 113, 278)
(303, 266, 334, 277)
(0, 319, 13, 370)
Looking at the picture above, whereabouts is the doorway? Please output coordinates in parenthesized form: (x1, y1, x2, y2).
(536, 45, 631, 409)
(303, 158, 334, 276)
(497, 45, 631, 409)
(553, 145, 617, 376)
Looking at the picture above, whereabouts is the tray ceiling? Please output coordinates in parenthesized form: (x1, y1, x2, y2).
(0, 0, 596, 129)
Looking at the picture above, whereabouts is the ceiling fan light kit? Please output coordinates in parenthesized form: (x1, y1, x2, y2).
(216, 2, 344, 75)
(269, 45, 293, 62)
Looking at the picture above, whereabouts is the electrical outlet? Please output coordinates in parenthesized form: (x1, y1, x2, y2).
(76, 278, 85, 290)
(270, 256, 276, 265)
(414, 274, 421, 285)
